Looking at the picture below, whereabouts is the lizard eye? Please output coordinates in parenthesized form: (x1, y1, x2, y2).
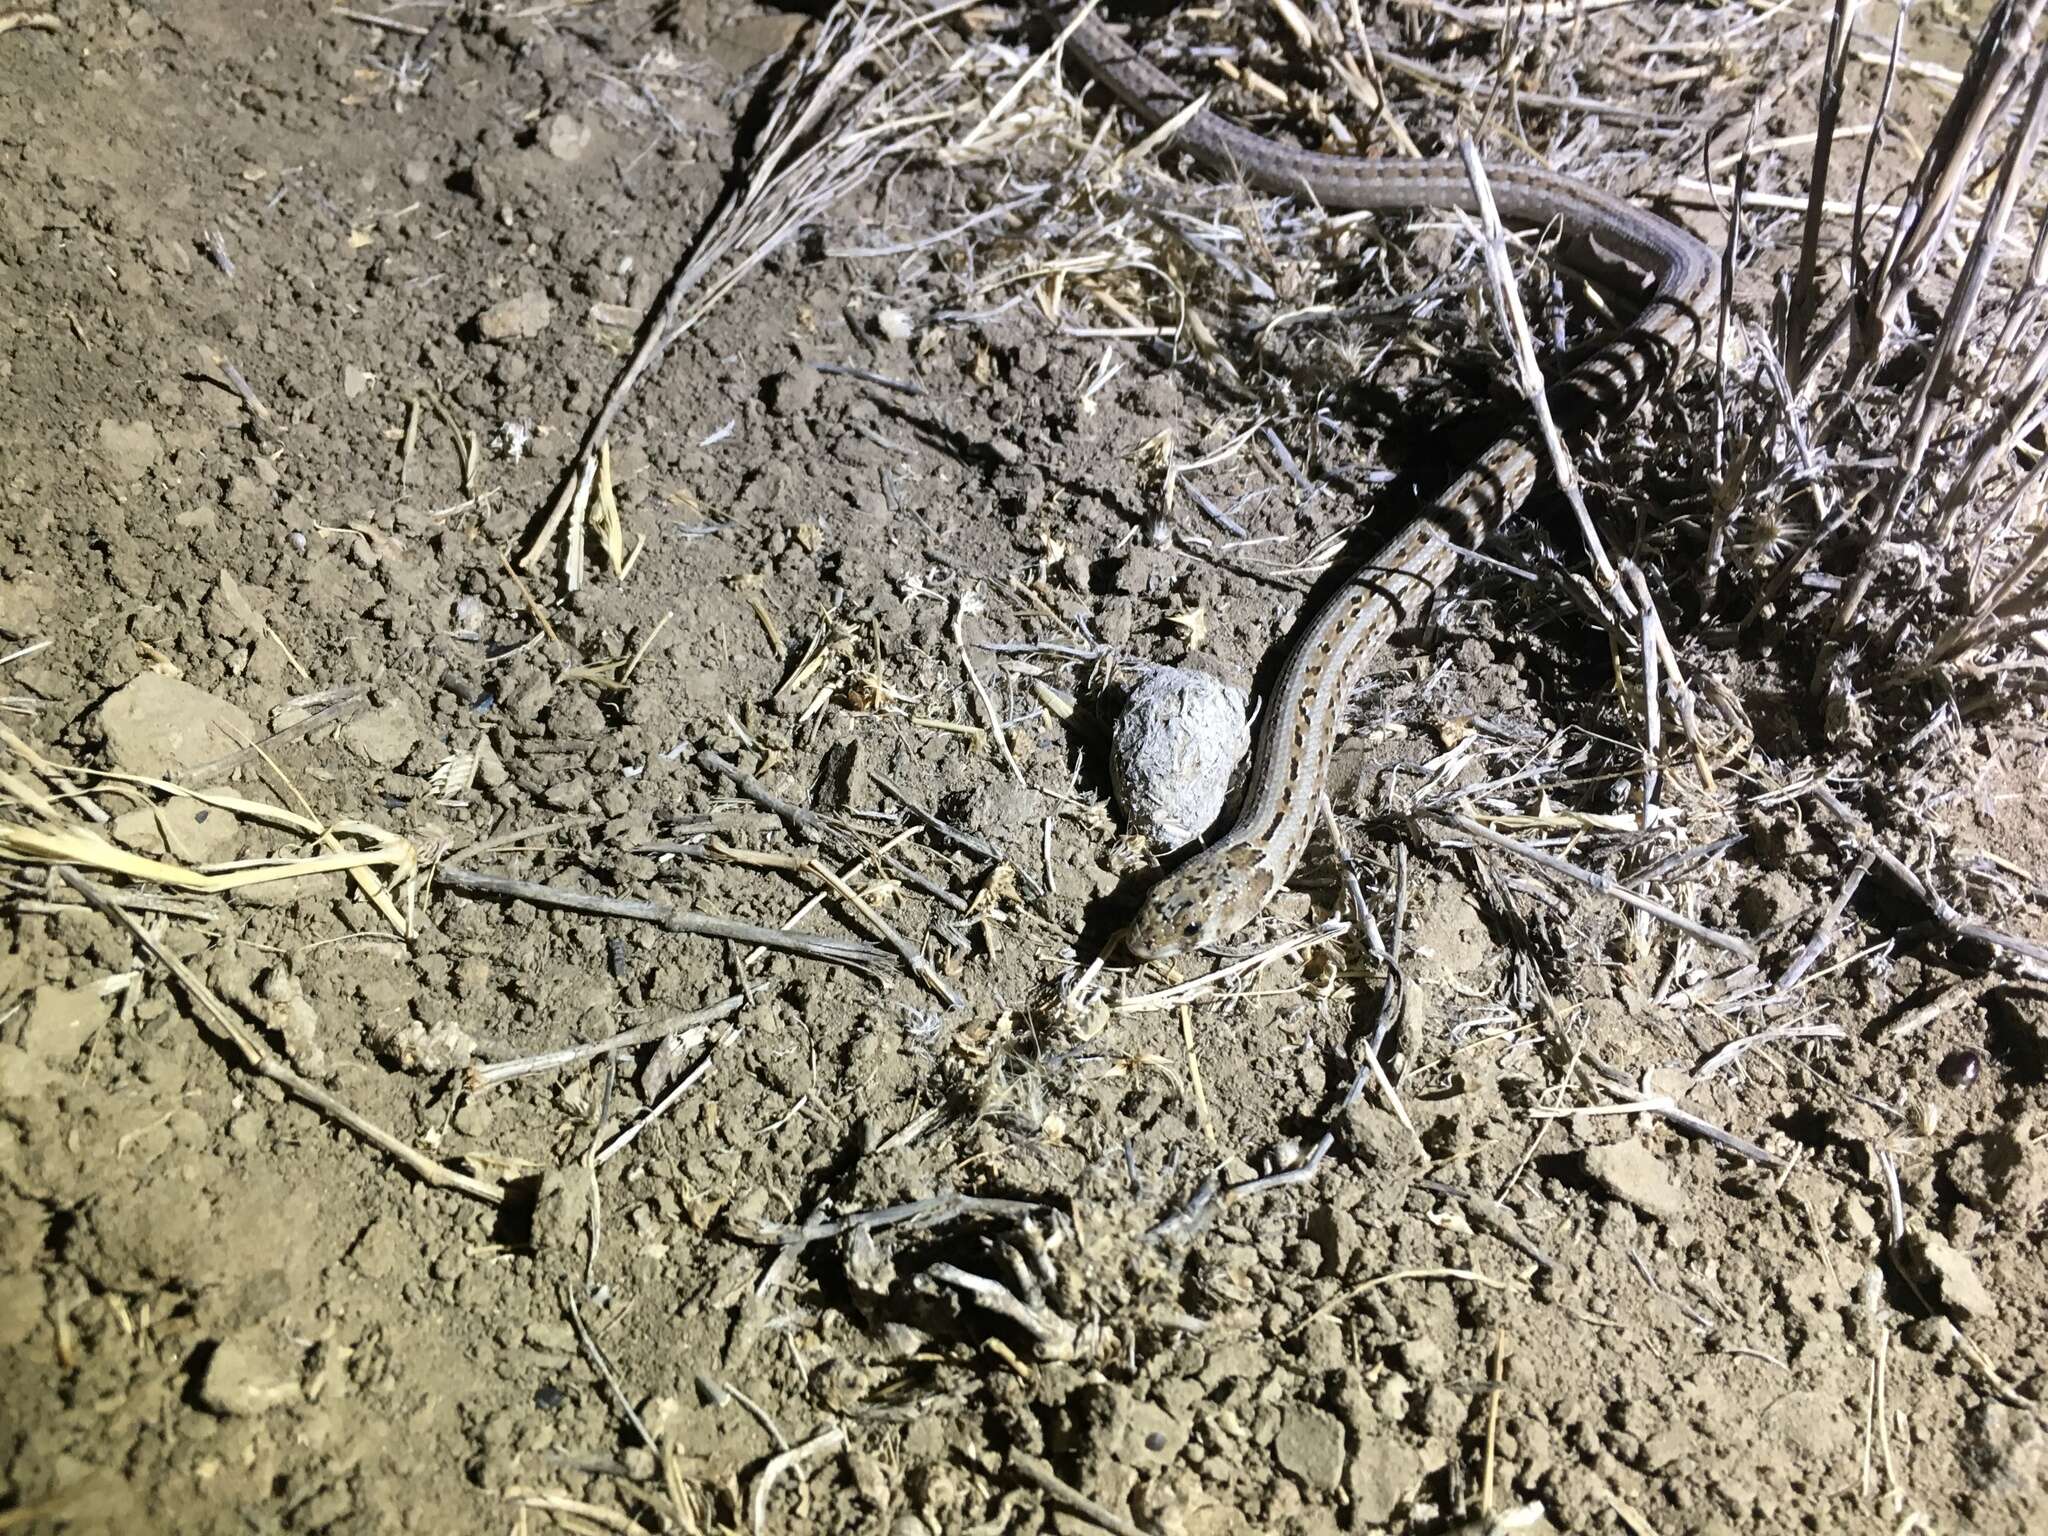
(1182, 921, 1201, 937)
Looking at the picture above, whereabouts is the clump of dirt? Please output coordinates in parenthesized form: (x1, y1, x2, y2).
(3, 2, 2046, 1535)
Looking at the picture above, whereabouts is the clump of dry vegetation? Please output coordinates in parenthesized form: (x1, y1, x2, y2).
(901, 0, 2048, 984)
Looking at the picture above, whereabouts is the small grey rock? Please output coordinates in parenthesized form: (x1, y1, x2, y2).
(475, 289, 556, 341)
(97, 673, 258, 778)
(1349, 1437, 1426, 1524)
(20, 984, 112, 1060)
(1274, 1402, 1345, 1492)
(541, 112, 593, 162)
(97, 417, 161, 484)
(764, 368, 819, 416)
(1579, 1139, 1687, 1221)
(341, 698, 422, 770)
(1902, 1230, 1997, 1321)
(453, 1097, 493, 1138)
(198, 1333, 302, 1416)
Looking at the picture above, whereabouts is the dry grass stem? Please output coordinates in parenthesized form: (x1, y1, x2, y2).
(523, 3, 962, 582)
(57, 866, 503, 1204)
(431, 865, 891, 976)
(1433, 810, 1755, 961)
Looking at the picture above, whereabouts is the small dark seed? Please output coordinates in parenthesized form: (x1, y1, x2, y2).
(1938, 1049, 1982, 1088)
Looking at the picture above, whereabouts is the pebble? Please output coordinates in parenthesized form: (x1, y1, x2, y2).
(1273, 1403, 1346, 1491)
(198, 1333, 303, 1416)
(1396, 1337, 1447, 1379)
(96, 417, 161, 484)
(764, 367, 819, 416)
(1579, 1139, 1688, 1221)
(1110, 1397, 1186, 1469)
(339, 697, 421, 770)
(96, 673, 258, 778)
(542, 112, 593, 162)
(20, 984, 114, 1060)
(474, 289, 556, 341)
(1902, 1231, 1998, 1320)
(525, 1319, 577, 1352)
(453, 1098, 493, 1138)
(1899, 1316, 1953, 1354)
(1351, 1439, 1426, 1524)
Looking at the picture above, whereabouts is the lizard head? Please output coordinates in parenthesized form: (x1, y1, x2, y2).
(1120, 846, 1272, 961)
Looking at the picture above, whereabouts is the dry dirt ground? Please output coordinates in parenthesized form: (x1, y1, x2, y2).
(4, 1, 2048, 1533)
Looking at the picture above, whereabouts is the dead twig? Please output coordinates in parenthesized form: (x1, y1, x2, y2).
(696, 746, 836, 845)
(593, 1023, 740, 1166)
(951, 594, 1027, 786)
(1431, 810, 1756, 961)
(870, 768, 1042, 897)
(431, 864, 890, 976)
(58, 866, 503, 1204)
(468, 995, 746, 1089)
(751, 1425, 847, 1536)
(179, 686, 372, 787)
(1808, 786, 2048, 973)
(523, 5, 953, 584)
(712, 838, 963, 1009)
(566, 1286, 654, 1446)
(1008, 1451, 1150, 1536)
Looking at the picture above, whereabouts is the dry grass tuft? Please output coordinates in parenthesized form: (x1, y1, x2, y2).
(855, 0, 2048, 989)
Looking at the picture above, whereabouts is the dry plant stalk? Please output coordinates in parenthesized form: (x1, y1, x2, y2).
(1732, 0, 2048, 714)
(521, 2, 962, 586)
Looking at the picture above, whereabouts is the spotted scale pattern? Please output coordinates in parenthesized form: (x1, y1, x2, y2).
(1070, 15, 1720, 960)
